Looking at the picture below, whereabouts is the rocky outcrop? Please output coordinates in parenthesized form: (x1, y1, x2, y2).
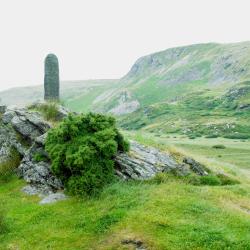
(183, 157, 208, 176)
(0, 123, 26, 164)
(1, 106, 62, 195)
(115, 141, 207, 180)
(18, 131, 63, 194)
(109, 91, 140, 115)
(0, 105, 208, 198)
(2, 106, 51, 141)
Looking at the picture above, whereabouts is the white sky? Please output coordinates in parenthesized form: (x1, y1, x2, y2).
(0, 0, 250, 91)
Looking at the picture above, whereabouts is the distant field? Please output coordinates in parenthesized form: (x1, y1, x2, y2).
(125, 132, 250, 180)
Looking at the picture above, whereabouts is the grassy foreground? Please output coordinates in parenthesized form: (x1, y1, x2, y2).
(1, 135, 250, 250)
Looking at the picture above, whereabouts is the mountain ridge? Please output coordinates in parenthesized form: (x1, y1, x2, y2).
(1, 41, 250, 122)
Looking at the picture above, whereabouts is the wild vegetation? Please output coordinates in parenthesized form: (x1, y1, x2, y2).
(0, 134, 250, 249)
(2, 42, 250, 139)
(45, 113, 129, 196)
(0, 148, 21, 182)
(1, 42, 250, 249)
(28, 102, 60, 122)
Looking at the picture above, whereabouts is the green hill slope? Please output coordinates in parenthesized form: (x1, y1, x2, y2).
(1, 42, 250, 138)
(91, 42, 250, 114)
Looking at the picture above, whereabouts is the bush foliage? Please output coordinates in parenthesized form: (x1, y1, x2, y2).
(212, 144, 226, 149)
(0, 148, 21, 182)
(45, 113, 129, 196)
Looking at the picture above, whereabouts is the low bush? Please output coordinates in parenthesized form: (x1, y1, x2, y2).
(186, 173, 239, 186)
(185, 173, 202, 185)
(205, 134, 219, 138)
(217, 173, 240, 185)
(199, 175, 222, 186)
(33, 152, 48, 162)
(0, 148, 21, 182)
(151, 172, 176, 184)
(212, 144, 226, 149)
(45, 113, 129, 196)
(224, 133, 249, 139)
(188, 136, 196, 139)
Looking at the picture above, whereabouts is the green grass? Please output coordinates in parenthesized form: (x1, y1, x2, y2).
(1, 176, 250, 249)
(28, 102, 60, 122)
(1, 134, 250, 249)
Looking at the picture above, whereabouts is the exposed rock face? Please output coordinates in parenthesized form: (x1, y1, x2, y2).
(1, 106, 63, 195)
(115, 141, 207, 180)
(0, 105, 208, 198)
(2, 107, 51, 141)
(18, 148, 63, 194)
(183, 157, 208, 176)
(0, 123, 26, 164)
(109, 91, 140, 115)
(44, 54, 60, 101)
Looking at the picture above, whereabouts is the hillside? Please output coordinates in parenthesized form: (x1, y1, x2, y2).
(0, 79, 118, 111)
(1, 42, 250, 249)
(1, 42, 250, 138)
(85, 42, 249, 112)
(1, 105, 250, 250)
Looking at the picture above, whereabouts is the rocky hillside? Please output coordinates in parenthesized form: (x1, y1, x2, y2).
(1, 42, 250, 138)
(92, 42, 250, 114)
(0, 104, 208, 203)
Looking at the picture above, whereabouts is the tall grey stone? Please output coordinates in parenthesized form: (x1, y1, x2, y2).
(44, 54, 60, 101)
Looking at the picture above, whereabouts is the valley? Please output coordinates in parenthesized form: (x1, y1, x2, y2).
(1, 42, 250, 249)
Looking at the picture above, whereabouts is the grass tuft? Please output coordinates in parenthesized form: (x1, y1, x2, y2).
(28, 102, 60, 122)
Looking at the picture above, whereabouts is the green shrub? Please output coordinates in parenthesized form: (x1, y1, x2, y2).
(212, 144, 226, 149)
(45, 113, 129, 196)
(224, 133, 249, 139)
(186, 173, 239, 186)
(205, 134, 219, 138)
(188, 136, 196, 139)
(217, 173, 240, 185)
(185, 173, 203, 185)
(199, 175, 221, 186)
(33, 153, 48, 162)
(0, 148, 21, 182)
(151, 172, 175, 184)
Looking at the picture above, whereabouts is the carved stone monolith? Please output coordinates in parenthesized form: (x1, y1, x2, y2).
(44, 54, 60, 101)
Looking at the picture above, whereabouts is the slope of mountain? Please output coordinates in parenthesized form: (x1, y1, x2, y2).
(0, 80, 119, 111)
(1, 42, 250, 138)
(93, 42, 250, 113)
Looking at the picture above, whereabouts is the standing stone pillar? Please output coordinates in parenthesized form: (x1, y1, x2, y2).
(44, 54, 60, 101)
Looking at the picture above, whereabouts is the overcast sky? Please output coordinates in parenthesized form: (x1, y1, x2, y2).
(0, 0, 250, 91)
